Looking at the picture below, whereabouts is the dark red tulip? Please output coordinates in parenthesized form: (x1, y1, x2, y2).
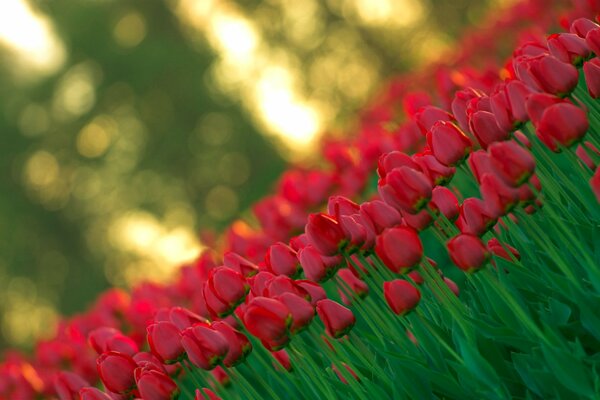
(332, 363, 360, 384)
(525, 93, 565, 128)
(211, 321, 252, 367)
(337, 268, 369, 300)
(455, 198, 498, 236)
(379, 166, 433, 214)
(537, 103, 589, 150)
(265, 275, 310, 300)
(375, 227, 423, 274)
(54, 371, 88, 400)
(401, 208, 433, 231)
(272, 349, 293, 371)
(487, 238, 521, 262)
(223, 252, 259, 277)
(204, 267, 249, 318)
(327, 196, 360, 219)
(316, 299, 356, 338)
(79, 387, 112, 400)
(383, 280, 421, 316)
(468, 150, 496, 184)
(586, 27, 600, 55)
(447, 234, 490, 272)
(377, 151, 421, 179)
(295, 280, 327, 305)
(468, 108, 511, 149)
(181, 324, 229, 370)
(243, 297, 292, 350)
(96, 351, 138, 394)
(276, 292, 315, 334)
(490, 80, 532, 132)
(265, 242, 301, 278)
(413, 153, 456, 186)
(481, 174, 520, 216)
(427, 121, 473, 166)
(168, 306, 209, 330)
(547, 33, 591, 65)
(451, 87, 484, 134)
(583, 57, 600, 98)
(135, 368, 179, 400)
(133, 352, 166, 372)
(570, 18, 598, 38)
(337, 214, 368, 252)
(514, 54, 579, 96)
(196, 388, 221, 400)
(298, 245, 342, 282)
(248, 271, 276, 297)
(146, 321, 185, 364)
(360, 200, 403, 234)
(88, 327, 138, 356)
(431, 186, 460, 221)
(305, 213, 347, 256)
(488, 140, 536, 187)
(414, 105, 454, 134)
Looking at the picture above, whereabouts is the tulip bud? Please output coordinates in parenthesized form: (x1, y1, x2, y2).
(383, 280, 421, 316)
(298, 245, 342, 282)
(447, 234, 490, 272)
(88, 328, 138, 356)
(223, 252, 259, 277)
(181, 325, 229, 370)
(431, 186, 459, 221)
(336, 268, 369, 300)
(451, 87, 484, 134)
(487, 238, 521, 263)
(359, 200, 403, 234)
(570, 18, 599, 38)
(584, 57, 600, 98)
(413, 153, 456, 186)
(537, 103, 588, 150)
(401, 208, 433, 231)
(54, 371, 88, 400)
(265, 242, 301, 278)
(327, 196, 360, 219)
(337, 214, 368, 252)
(547, 33, 591, 65)
(377, 151, 421, 179)
(468, 150, 496, 184)
(135, 368, 179, 400)
(375, 227, 423, 274)
(427, 121, 473, 166)
(514, 54, 579, 96)
(272, 349, 293, 372)
(379, 166, 432, 214)
(210, 321, 252, 367)
(243, 297, 292, 350)
(456, 198, 498, 236)
(316, 299, 356, 338)
(444, 277, 460, 296)
(468, 108, 511, 149)
(206, 266, 249, 318)
(414, 105, 454, 134)
(488, 140, 536, 187)
(96, 351, 138, 394)
(305, 213, 347, 256)
(490, 80, 532, 132)
(79, 387, 112, 400)
(276, 292, 315, 334)
(146, 322, 185, 364)
(480, 174, 520, 217)
(586, 27, 600, 55)
(295, 280, 327, 305)
(265, 275, 310, 299)
(168, 306, 209, 330)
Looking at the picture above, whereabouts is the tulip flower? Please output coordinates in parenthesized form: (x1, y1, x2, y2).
(88, 327, 138, 356)
(444, 277, 460, 297)
(272, 349, 293, 371)
(427, 121, 473, 166)
(337, 268, 369, 300)
(547, 33, 591, 65)
(243, 297, 292, 350)
(168, 306, 209, 330)
(54, 371, 88, 400)
(360, 200, 403, 234)
(146, 321, 185, 364)
(181, 324, 229, 370)
(490, 80, 532, 132)
(383, 280, 421, 316)
(379, 166, 433, 214)
(585, 27, 600, 55)
(204, 266, 249, 318)
(413, 153, 456, 186)
(265, 242, 301, 278)
(298, 245, 342, 282)
(514, 54, 579, 96)
(583, 57, 600, 98)
(451, 87, 484, 134)
(296, 280, 327, 305)
(96, 351, 138, 394)
(488, 140, 536, 187)
(305, 213, 347, 256)
(447, 234, 490, 272)
(375, 226, 423, 273)
(79, 387, 112, 400)
(456, 198, 498, 236)
(223, 252, 259, 277)
(414, 105, 454, 134)
(276, 292, 315, 334)
(468, 150, 497, 184)
(327, 196, 361, 219)
(480, 173, 520, 216)
(401, 208, 433, 231)
(570, 18, 598, 38)
(211, 321, 252, 367)
(316, 299, 356, 338)
(377, 151, 421, 179)
(487, 238, 521, 263)
(537, 102, 588, 150)
(468, 106, 511, 149)
(265, 275, 310, 299)
(431, 186, 460, 221)
(135, 368, 179, 400)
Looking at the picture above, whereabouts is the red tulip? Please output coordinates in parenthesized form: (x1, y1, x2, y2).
(135, 368, 179, 400)
(243, 297, 292, 350)
(379, 166, 433, 214)
(384, 280, 421, 316)
(570, 18, 598, 38)
(276, 292, 315, 334)
(88, 327, 138, 356)
(447, 234, 490, 272)
(375, 227, 423, 274)
(296, 280, 327, 305)
(196, 388, 221, 400)
(514, 54, 579, 96)
(204, 266, 249, 318)
(272, 349, 293, 371)
(265, 275, 310, 299)
(168, 306, 209, 330)
(414, 105, 454, 134)
(79, 387, 112, 400)
(298, 245, 342, 282)
(147, 321, 185, 364)
(490, 80, 532, 132)
(431, 186, 459, 221)
(305, 213, 347, 256)
(360, 200, 403, 234)
(456, 198, 498, 236)
(54, 371, 88, 400)
(377, 151, 421, 179)
(468, 107, 510, 149)
(583, 57, 600, 98)
(96, 351, 138, 394)
(444, 277, 460, 297)
(488, 140, 536, 187)
(337, 214, 368, 252)
(537, 103, 588, 150)
(223, 252, 259, 277)
(401, 208, 433, 231)
(481, 174, 520, 217)
(586, 27, 600, 55)
(210, 321, 252, 367)
(487, 238, 521, 262)
(181, 324, 229, 370)
(265, 242, 301, 277)
(337, 268, 369, 300)
(468, 150, 496, 184)
(316, 299, 356, 338)
(327, 196, 360, 219)
(427, 121, 472, 166)
(413, 153, 456, 186)
(525, 93, 565, 128)
(547, 33, 591, 65)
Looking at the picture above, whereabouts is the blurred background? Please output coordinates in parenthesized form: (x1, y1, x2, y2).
(0, 0, 504, 350)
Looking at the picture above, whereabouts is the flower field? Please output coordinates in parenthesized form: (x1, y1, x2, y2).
(3, 0, 600, 399)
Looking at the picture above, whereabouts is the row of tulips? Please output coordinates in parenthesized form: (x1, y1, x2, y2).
(4, 0, 600, 399)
